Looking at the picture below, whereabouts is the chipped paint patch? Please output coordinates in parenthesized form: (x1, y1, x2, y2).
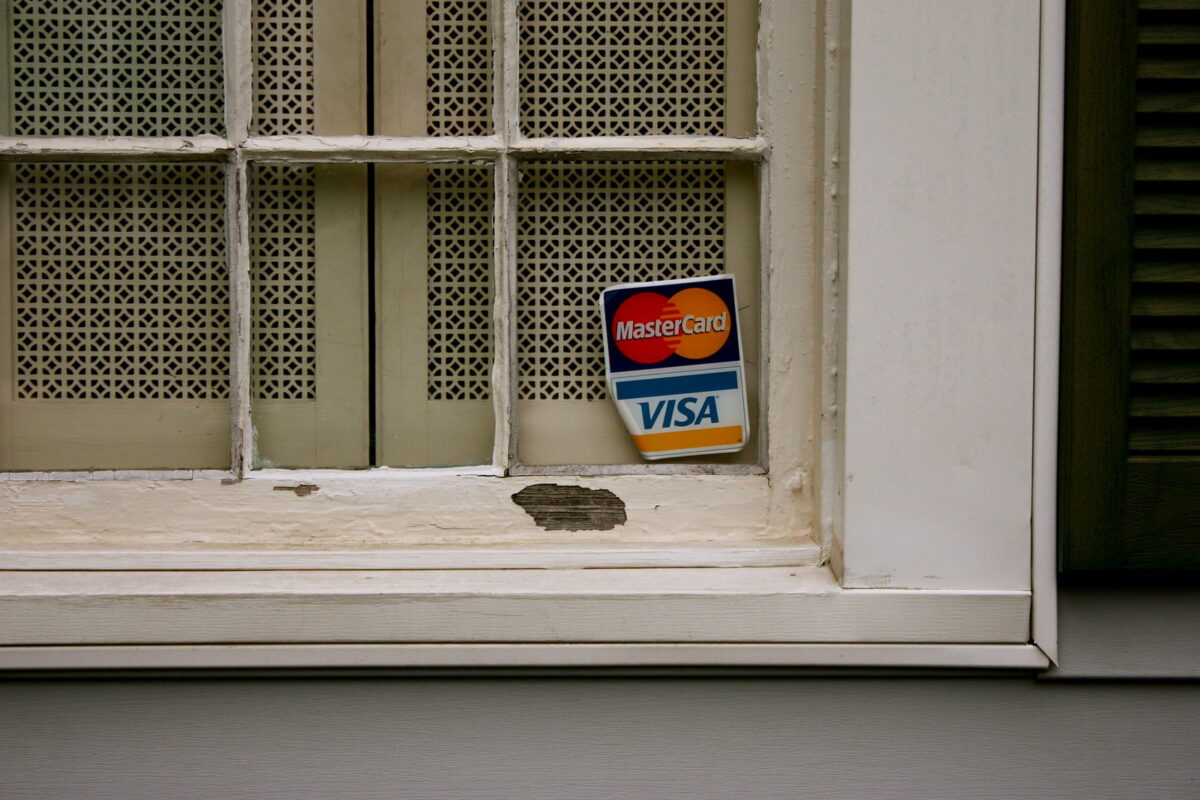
(511, 484, 627, 531)
(273, 483, 319, 497)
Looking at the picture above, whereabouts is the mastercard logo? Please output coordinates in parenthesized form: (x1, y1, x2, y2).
(611, 287, 731, 364)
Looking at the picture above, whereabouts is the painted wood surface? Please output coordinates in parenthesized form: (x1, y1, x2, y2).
(0, 567, 1029, 646)
(840, 0, 1042, 591)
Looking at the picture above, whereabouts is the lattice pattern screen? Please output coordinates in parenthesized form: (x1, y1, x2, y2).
(518, 0, 726, 137)
(253, 0, 316, 136)
(516, 162, 725, 400)
(427, 166, 493, 400)
(427, 0, 493, 136)
(8, 0, 224, 137)
(250, 165, 318, 401)
(13, 163, 229, 400)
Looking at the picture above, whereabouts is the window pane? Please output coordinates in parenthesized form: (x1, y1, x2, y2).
(376, 163, 495, 466)
(518, 0, 756, 138)
(251, 162, 369, 468)
(4, 0, 225, 137)
(249, 162, 494, 469)
(0, 162, 230, 470)
(253, 0, 494, 136)
(253, 0, 318, 135)
(516, 160, 759, 466)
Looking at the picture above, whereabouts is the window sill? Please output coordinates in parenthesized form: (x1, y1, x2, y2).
(0, 565, 1041, 670)
(0, 470, 817, 565)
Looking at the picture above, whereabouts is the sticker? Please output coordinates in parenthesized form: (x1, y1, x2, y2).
(600, 274, 748, 460)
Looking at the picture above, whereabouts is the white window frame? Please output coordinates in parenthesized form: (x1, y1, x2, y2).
(0, 0, 1062, 670)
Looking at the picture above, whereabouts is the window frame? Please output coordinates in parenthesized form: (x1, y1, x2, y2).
(0, 0, 1062, 671)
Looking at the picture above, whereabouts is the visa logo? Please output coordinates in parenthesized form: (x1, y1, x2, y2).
(637, 395, 720, 430)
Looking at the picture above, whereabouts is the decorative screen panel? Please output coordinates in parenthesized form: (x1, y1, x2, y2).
(426, 0, 493, 136)
(426, 166, 493, 400)
(250, 165, 317, 401)
(8, 0, 224, 137)
(13, 163, 229, 400)
(518, 0, 726, 137)
(516, 162, 725, 401)
(253, 0, 316, 136)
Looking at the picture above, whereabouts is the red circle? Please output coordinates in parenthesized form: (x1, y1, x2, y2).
(612, 292, 676, 364)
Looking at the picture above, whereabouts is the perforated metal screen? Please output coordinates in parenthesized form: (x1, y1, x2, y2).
(518, 0, 727, 137)
(13, 163, 229, 400)
(250, 165, 318, 401)
(516, 162, 726, 401)
(253, 0, 316, 136)
(426, 0, 493, 137)
(426, 166, 494, 401)
(8, 0, 225, 137)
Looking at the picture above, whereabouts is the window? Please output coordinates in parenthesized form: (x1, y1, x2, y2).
(0, 0, 1061, 671)
(2, 0, 763, 471)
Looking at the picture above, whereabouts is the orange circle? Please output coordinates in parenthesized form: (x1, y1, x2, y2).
(668, 287, 730, 360)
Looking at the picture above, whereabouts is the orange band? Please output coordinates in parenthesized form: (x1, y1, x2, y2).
(633, 425, 744, 453)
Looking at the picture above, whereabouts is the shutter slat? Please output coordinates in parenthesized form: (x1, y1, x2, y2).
(1141, 0, 1200, 9)
(1131, 323, 1200, 349)
(1139, 23, 1200, 44)
(1136, 153, 1200, 179)
(1136, 122, 1200, 146)
(1134, 190, 1200, 213)
(1129, 422, 1200, 450)
(1139, 57, 1200, 79)
(1132, 225, 1200, 248)
(1130, 390, 1200, 416)
(1131, 353, 1200, 383)
(1134, 258, 1200, 282)
(1132, 286, 1200, 315)
(1137, 87, 1200, 113)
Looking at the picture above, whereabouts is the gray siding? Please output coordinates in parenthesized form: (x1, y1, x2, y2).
(3, 676, 1198, 799)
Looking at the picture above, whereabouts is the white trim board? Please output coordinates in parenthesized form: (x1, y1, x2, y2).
(0, 546, 822, 571)
(0, 643, 1051, 671)
(0, 567, 1031, 647)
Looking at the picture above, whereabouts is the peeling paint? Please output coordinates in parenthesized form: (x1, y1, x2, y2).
(512, 484, 627, 531)
(273, 483, 319, 497)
